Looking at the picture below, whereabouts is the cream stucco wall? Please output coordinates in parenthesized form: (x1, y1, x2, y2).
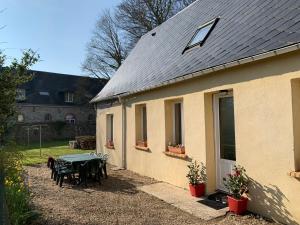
(96, 103, 123, 167)
(97, 51, 300, 224)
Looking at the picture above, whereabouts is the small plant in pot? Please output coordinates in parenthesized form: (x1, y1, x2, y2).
(223, 165, 249, 215)
(186, 160, 207, 197)
(168, 142, 185, 154)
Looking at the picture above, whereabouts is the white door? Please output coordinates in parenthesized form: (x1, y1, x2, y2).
(214, 92, 236, 191)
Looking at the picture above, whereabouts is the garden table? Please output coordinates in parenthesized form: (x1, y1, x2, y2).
(59, 153, 101, 163)
(58, 153, 108, 185)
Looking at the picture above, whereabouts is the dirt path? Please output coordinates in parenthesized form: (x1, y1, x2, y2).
(27, 164, 275, 225)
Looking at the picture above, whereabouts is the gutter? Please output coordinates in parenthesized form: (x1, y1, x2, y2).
(93, 42, 300, 103)
(118, 96, 127, 169)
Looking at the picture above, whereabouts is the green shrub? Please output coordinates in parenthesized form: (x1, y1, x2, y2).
(1, 144, 38, 225)
(186, 160, 207, 185)
(223, 165, 249, 199)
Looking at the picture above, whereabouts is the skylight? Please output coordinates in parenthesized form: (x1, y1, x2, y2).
(184, 18, 219, 53)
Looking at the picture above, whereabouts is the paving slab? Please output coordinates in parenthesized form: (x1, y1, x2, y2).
(138, 182, 228, 221)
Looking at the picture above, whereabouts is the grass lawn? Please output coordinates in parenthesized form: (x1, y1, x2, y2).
(18, 140, 94, 165)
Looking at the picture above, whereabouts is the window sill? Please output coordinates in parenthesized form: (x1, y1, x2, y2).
(135, 145, 150, 152)
(105, 145, 115, 150)
(163, 151, 189, 160)
(288, 171, 300, 178)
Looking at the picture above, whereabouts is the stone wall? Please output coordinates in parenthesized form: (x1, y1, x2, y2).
(16, 104, 96, 124)
(14, 104, 96, 144)
(14, 122, 95, 144)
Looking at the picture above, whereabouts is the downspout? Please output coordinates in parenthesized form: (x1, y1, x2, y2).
(118, 96, 127, 169)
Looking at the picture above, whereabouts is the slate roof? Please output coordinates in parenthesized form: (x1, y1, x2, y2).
(92, 0, 300, 102)
(18, 70, 107, 105)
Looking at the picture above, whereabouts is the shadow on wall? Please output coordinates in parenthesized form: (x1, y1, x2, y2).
(249, 178, 298, 225)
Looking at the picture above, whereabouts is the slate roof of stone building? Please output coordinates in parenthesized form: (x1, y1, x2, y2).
(92, 0, 300, 102)
(18, 70, 107, 105)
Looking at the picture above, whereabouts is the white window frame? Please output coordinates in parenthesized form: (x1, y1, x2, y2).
(16, 89, 26, 101)
(172, 101, 184, 145)
(64, 92, 74, 103)
(140, 105, 147, 141)
(45, 113, 52, 122)
(65, 114, 76, 124)
(39, 91, 50, 96)
(17, 114, 24, 123)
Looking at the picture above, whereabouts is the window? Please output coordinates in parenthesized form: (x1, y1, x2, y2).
(39, 91, 49, 96)
(17, 114, 24, 123)
(141, 106, 147, 141)
(135, 104, 147, 147)
(45, 113, 52, 122)
(106, 114, 114, 147)
(65, 114, 76, 124)
(183, 18, 219, 52)
(88, 114, 95, 123)
(165, 99, 184, 147)
(64, 92, 74, 103)
(16, 89, 26, 101)
(173, 102, 183, 145)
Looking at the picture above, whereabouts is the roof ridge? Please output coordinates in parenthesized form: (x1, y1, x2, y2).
(30, 70, 104, 80)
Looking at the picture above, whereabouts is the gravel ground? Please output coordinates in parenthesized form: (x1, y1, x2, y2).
(26, 164, 276, 225)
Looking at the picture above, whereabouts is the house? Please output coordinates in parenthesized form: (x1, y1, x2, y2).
(91, 0, 300, 224)
(15, 70, 106, 143)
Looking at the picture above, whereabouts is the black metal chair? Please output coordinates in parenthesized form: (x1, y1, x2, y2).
(56, 159, 74, 187)
(49, 158, 56, 180)
(79, 161, 89, 187)
(97, 153, 109, 179)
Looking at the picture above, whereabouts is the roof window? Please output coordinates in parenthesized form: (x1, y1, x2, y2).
(183, 18, 219, 53)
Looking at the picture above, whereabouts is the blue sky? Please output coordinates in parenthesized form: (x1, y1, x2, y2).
(0, 0, 121, 75)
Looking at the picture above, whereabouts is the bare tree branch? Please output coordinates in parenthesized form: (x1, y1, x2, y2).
(116, 0, 196, 48)
(82, 10, 128, 79)
(82, 1, 196, 79)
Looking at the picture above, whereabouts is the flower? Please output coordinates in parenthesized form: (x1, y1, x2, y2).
(223, 165, 248, 199)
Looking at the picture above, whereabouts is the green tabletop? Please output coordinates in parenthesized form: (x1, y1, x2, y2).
(59, 153, 101, 163)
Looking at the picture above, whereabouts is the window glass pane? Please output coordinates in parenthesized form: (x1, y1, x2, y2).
(107, 115, 114, 142)
(17, 114, 24, 122)
(219, 97, 236, 160)
(189, 23, 214, 46)
(65, 114, 75, 124)
(142, 106, 147, 141)
(174, 103, 182, 145)
(65, 92, 74, 102)
(110, 115, 113, 141)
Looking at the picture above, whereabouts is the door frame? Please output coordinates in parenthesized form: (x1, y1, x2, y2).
(213, 91, 235, 191)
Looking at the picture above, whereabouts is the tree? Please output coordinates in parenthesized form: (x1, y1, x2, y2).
(82, 10, 128, 79)
(116, 0, 196, 48)
(0, 49, 39, 145)
(83, 0, 196, 79)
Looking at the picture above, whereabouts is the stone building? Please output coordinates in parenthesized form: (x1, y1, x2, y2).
(15, 70, 106, 144)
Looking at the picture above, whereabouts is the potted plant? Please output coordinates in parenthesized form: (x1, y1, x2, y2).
(186, 160, 206, 197)
(223, 165, 249, 215)
(168, 142, 185, 154)
(106, 139, 114, 148)
(137, 140, 147, 147)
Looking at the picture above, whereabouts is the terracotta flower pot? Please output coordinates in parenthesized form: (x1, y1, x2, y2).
(137, 140, 147, 147)
(227, 196, 248, 215)
(168, 146, 185, 154)
(106, 140, 114, 148)
(189, 183, 205, 197)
